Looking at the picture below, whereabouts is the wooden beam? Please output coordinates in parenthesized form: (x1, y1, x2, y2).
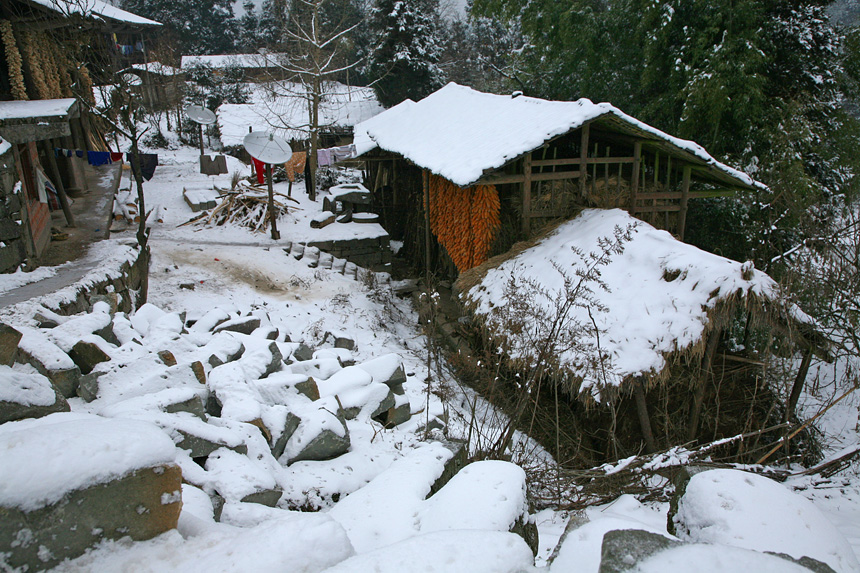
(678, 165, 691, 240)
(473, 173, 526, 186)
(531, 156, 635, 167)
(42, 140, 75, 227)
(629, 141, 641, 209)
(632, 204, 682, 213)
(783, 347, 814, 424)
(687, 328, 721, 442)
(522, 153, 532, 235)
(634, 378, 656, 454)
(635, 192, 683, 200)
(532, 170, 581, 183)
(579, 122, 590, 200)
(688, 189, 736, 199)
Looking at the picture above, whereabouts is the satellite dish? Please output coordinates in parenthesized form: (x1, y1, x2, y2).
(243, 131, 293, 164)
(186, 105, 217, 125)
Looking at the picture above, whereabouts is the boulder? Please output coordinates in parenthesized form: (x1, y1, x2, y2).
(356, 353, 407, 391)
(213, 316, 262, 336)
(0, 366, 69, 423)
(15, 327, 81, 398)
(269, 410, 301, 459)
(291, 342, 314, 362)
(0, 322, 22, 366)
(68, 339, 111, 375)
(77, 370, 105, 402)
(597, 529, 828, 573)
(158, 350, 178, 366)
(668, 468, 858, 573)
(286, 407, 350, 464)
(0, 465, 182, 571)
(0, 414, 180, 571)
(190, 360, 206, 384)
(598, 529, 680, 573)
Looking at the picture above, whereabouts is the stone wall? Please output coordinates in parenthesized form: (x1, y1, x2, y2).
(50, 245, 150, 316)
(308, 236, 391, 269)
(0, 148, 26, 273)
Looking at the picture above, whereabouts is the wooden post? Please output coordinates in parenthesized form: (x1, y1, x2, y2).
(634, 377, 656, 453)
(198, 123, 205, 157)
(522, 152, 532, 235)
(687, 327, 721, 442)
(423, 170, 431, 283)
(784, 346, 814, 424)
(678, 166, 691, 240)
(42, 141, 75, 227)
(266, 163, 279, 240)
(579, 123, 590, 200)
(629, 141, 641, 210)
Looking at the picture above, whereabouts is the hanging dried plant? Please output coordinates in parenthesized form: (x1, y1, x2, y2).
(19, 30, 51, 99)
(428, 174, 500, 272)
(1, 20, 28, 100)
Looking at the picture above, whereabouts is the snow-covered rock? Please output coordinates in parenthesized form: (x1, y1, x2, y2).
(0, 365, 69, 423)
(670, 469, 859, 572)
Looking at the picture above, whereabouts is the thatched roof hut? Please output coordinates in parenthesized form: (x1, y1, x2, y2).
(455, 208, 826, 457)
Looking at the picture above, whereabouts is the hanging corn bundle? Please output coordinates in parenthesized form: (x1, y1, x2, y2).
(428, 174, 500, 272)
(1, 20, 28, 100)
(19, 30, 51, 100)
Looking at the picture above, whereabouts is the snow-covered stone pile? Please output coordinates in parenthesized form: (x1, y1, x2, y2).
(548, 468, 859, 572)
(0, 298, 539, 571)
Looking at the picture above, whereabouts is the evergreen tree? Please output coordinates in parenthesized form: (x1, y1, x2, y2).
(364, 0, 446, 107)
(120, 0, 239, 55)
(473, 0, 860, 271)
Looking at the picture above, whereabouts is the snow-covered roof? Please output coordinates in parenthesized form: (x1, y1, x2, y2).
(181, 53, 285, 70)
(25, 0, 161, 27)
(353, 99, 415, 156)
(129, 62, 181, 76)
(359, 83, 762, 190)
(0, 98, 77, 121)
(460, 208, 806, 400)
(217, 83, 384, 146)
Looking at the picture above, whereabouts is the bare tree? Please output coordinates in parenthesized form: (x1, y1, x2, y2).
(264, 0, 362, 200)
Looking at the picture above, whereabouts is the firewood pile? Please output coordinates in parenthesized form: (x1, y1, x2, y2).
(182, 180, 299, 233)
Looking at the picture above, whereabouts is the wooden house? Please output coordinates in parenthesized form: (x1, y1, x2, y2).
(355, 83, 763, 276)
(0, 99, 80, 269)
(0, 0, 159, 271)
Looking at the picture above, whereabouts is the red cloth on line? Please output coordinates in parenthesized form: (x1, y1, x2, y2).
(251, 157, 266, 185)
(110, 152, 124, 162)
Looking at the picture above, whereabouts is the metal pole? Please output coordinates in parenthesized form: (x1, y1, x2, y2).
(267, 163, 279, 240)
(198, 123, 205, 157)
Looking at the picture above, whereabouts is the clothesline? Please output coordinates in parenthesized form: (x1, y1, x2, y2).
(53, 149, 159, 181)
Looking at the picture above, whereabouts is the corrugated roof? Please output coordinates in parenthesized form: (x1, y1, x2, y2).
(359, 83, 763, 190)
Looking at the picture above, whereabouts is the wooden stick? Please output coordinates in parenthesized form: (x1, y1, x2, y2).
(757, 383, 859, 465)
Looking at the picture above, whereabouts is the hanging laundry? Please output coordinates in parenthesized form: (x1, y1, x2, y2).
(251, 157, 266, 184)
(110, 152, 124, 162)
(87, 151, 112, 166)
(284, 151, 306, 182)
(317, 147, 333, 167)
(75, 150, 84, 158)
(331, 144, 356, 163)
(127, 153, 159, 181)
(200, 154, 228, 176)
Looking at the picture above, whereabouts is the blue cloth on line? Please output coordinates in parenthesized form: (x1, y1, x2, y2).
(87, 151, 112, 166)
(75, 150, 84, 158)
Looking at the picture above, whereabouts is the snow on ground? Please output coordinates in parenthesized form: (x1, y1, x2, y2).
(3, 139, 860, 571)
